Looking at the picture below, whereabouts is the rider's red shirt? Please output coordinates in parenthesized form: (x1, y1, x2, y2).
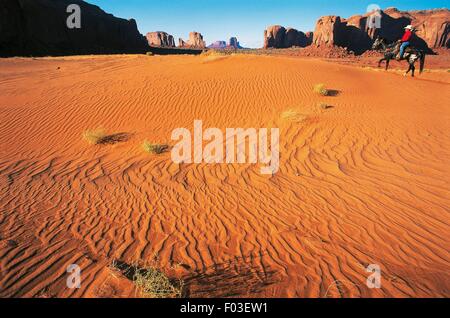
(401, 30, 412, 42)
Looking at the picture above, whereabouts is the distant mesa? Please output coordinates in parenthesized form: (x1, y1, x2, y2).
(208, 37, 243, 49)
(179, 32, 206, 48)
(0, 0, 149, 57)
(208, 41, 227, 49)
(228, 37, 243, 49)
(146, 31, 175, 47)
(264, 25, 310, 48)
(312, 7, 450, 54)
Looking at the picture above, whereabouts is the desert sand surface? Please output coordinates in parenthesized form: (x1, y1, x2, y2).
(0, 54, 449, 298)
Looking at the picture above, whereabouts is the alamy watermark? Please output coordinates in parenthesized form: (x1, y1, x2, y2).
(171, 120, 279, 175)
(366, 264, 382, 288)
(66, 264, 81, 289)
(366, 4, 382, 30)
(66, 4, 81, 29)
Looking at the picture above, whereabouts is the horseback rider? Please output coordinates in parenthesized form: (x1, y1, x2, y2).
(396, 25, 415, 60)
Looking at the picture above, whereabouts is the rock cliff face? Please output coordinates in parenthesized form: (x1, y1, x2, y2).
(146, 32, 175, 47)
(229, 37, 241, 48)
(305, 32, 314, 46)
(0, 0, 149, 57)
(179, 32, 206, 48)
(384, 8, 449, 48)
(312, 8, 449, 54)
(178, 38, 187, 47)
(264, 25, 309, 48)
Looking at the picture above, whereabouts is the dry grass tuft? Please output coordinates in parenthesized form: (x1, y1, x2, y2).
(142, 140, 168, 154)
(133, 265, 183, 298)
(201, 49, 229, 62)
(82, 128, 107, 145)
(313, 83, 329, 96)
(280, 109, 307, 122)
(146, 51, 154, 56)
(201, 49, 226, 57)
(108, 258, 183, 298)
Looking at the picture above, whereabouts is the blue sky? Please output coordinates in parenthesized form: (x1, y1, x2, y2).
(87, 0, 448, 48)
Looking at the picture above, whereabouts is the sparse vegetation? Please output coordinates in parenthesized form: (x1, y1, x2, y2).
(201, 49, 229, 62)
(201, 49, 227, 57)
(133, 265, 183, 298)
(313, 83, 329, 96)
(146, 51, 153, 56)
(82, 128, 107, 145)
(142, 140, 168, 154)
(109, 258, 183, 298)
(280, 109, 306, 122)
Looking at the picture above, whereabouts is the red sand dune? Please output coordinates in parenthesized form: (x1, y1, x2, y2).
(0, 54, 449, 297)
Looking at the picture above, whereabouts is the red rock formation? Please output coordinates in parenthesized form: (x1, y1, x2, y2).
(313, 16, 346, 47)
(0, 0, 149, 57)
(264, 25, 286, 48)
(305, 32, 314, 46)
(146, 32, 175, 47)
(312, 8, 449, 54)
(178, 38, 187, 47)
(285, 28, 307, 47)
(179, 32, 206, 48)
(384, 8, 449, 48)
(264, 25, 309, 48)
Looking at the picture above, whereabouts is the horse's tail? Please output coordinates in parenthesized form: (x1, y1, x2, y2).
(419, 52, 426, 74)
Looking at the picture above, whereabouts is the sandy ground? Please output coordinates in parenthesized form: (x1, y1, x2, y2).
(0, 54, 449, 298)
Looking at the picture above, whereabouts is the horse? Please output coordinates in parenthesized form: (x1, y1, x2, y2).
(372, 36, 426, 77)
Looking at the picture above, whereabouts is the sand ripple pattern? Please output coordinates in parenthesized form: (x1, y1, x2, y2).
(0, 55, 449, 297)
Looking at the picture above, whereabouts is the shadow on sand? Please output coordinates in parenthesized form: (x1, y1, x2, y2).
(326, 89, 340, 97)
(98, 132, 132, 145)
(183, 257, 280, 297)
(110, 254, 280, 298)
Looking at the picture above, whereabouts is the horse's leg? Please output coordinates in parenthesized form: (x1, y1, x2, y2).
(404, 63, 411, 77)
(410, 62, 415, 77)
(385, 58, 390, 71)
(378, 58, 385, 68)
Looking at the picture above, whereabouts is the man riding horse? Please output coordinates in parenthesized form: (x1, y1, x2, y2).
(372, 24, 426, 77)
(396, 25, 415, 60)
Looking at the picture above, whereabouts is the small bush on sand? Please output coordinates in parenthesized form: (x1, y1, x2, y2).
(142, 140, 168, 154)
(133, 265, 183, 298)
(280, 109, 306, 122)
(82, 128, 107, 145)
(313, 83, 329, 96)
(108, 259, 183, 298)
(146, 51, 153, 56)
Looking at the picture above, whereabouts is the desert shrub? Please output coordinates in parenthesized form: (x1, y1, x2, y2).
(133, 266, 183, 298)
(280, 109, 306, 122)
(146, 51, 153, 56)
(108, 259, 183, 298)
(142, 140, 168, 154)
(82, 128, 107, 145)
(313, 83, 329, 96)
